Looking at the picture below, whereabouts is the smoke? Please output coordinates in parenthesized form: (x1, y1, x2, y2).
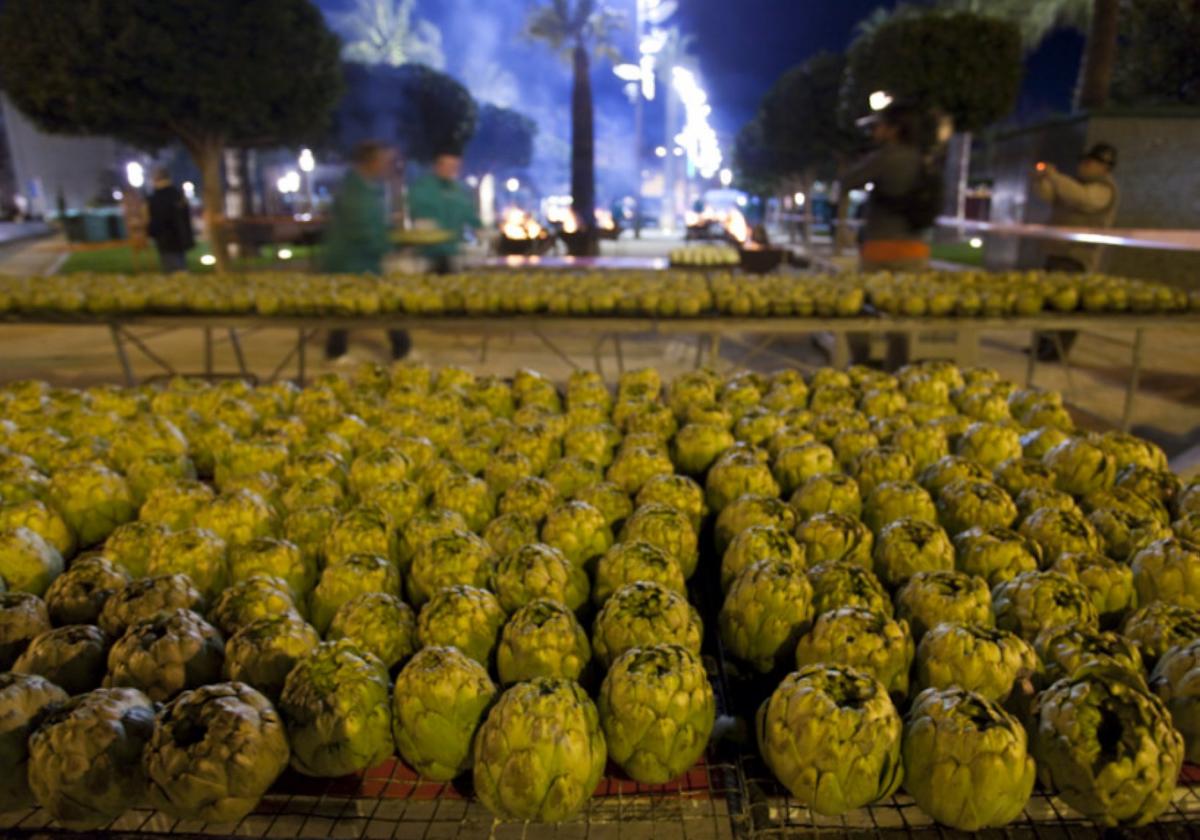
(319, 0, 637, 201)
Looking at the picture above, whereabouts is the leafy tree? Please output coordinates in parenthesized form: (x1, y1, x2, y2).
(939, 0, 1118, 110)
(732, 117, 781, 199)
(1111, 0, 1200, 107)
(0, 0, 342, 269)
(527, 0, 624, 256)
(465, 105, 538, 177)
(333, 62, 478, 165)
(841, 11, 1023, 133)
(330, 0, 445, 70)
(759, 52, 854, 250)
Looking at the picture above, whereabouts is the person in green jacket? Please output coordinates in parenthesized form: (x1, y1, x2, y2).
(408, 153, 481, 273)
(321, 141, 410, 360)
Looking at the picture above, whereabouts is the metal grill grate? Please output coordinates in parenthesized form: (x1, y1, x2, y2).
(0, 757, 738, 840)
(732, 752, 1200, 839)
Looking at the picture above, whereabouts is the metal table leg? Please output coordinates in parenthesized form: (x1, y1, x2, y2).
(229, 330, 248, 378)
(708, 333, 721, 368)
(614, 335, 625, 375)
(204, 328, 214, 378)
(1051, 332, 1076, 397)
(1122, 328, 1145, 432)
(109, 325, 135, 387)
(1025, 330, 1037, 387)
(479, 335, 490, 364)
(693, 335, 705, 370)
(297, 329, 307, 386)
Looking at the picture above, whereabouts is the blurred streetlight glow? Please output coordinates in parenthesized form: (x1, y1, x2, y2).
(655, 146, 667, 158)
(278, 248, 294, 260)
(969, 237, 984, 249)
(200, 255, 217, 266)
(298, 149, 315, 173)
(869, 90, 893, 111)
(640, 55, 656, 100)
(672, 66, 722, 179)
(794, 192, 806, 207)
(506, 177, 520, 193)
(719, 169, 733, 187)
(613, 63, 642, 81)
(277, 171, 301, 194)
(182, 182, 195, 199)
(126, 162, 145, 189)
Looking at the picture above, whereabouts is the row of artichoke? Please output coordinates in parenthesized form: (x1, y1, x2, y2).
(0, 269, 1194, 319)
(0, 364, 729, 827)
(0, 360, 1198, 830)
(690, 360, 1199, 829)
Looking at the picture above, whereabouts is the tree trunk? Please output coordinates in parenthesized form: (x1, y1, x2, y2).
(801, 170, 815, 256)
(569, 42, 598, 257)
(193, 139, 228, 272)
(1076, 0, 1120, 110)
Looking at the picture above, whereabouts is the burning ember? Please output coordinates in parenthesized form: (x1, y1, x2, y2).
(501, 208, 546, 241)
(724, 209, 750, 245)
(595, 209, 616, 232)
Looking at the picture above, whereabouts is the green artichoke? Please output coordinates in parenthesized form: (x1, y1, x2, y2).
(327, 592, 417, 670)
(672, 423, 736, 476)
(895, 570, 993, 641)
(918, 455, 991, 498)
(0, 527, 63, 596)
(607, 445, 674, 495)
(193, 489, 276, 548)
(862, 480, 937, 533)
(806, 562, 892, 617)
(224, 613, 321, 702)
(1035, 625, 1143, 685)
(44, 554, 129, 626)
(1017, 506, 1099, 564)
(416, 585, 506, 667)
(890, 424, 950, 472)
(593, 580, 702, 669)
(46, 463, 134, 547)
(492, 542, 589, 614)
(1051, 551, 1137, 629)
(1043, 436, 1118, 497)
(1122, 602, 1200, 668)
(952, 525, 1041, 587)
(936, 479, 1018, 536)
(721, 524, 806, 592)
(573, 481, 634, 529)
(323, 505, 396, 567)
(544, 456, 604, 500)
(13, 624, 109, 695)
(794, 513, 874, 568)
(392, 646, 497, 780)
(396, 507, 469, 573)
(27, 687, 155, 829)
(105, 608, 224, 702)
(714, 494, 796, 555)
(209, 574, 299, 637)
(903, 687, 1035, 830)
(992, 571, 1099, 642)
(705, 447, 780, 512)
(541, 501, 614, 568)
(757, 665, 902, 816)
(228, 537, 314, 601)
(872, 518, 955, 590)
(599, 644, 714, 783)
(498, 476, 559, 522)
(138, 480, 215, 531)
(98, 520, 168, 579)
(481, 511, 538, 558)
(720, 560, 814, 673)
(0, 672, 69, 810)
(348, 447, 413, 496)
(1149, 639, 1200, 762)
(771, 443, 836, 497)
(145, 682, 289, 822)
(637, 474, 706, 532)
(97, 573, 204, 638)
(1090, 506, 1171, 561)
(956, 422, 1023, 470)
(147, 527, 228, 601)
(993, 457, 1057, 497)
(1033, 669, 1182, 826)
(788, 473, 863, 521)
(407, 530, 493, 608)
(851, 447, 914, 497)
(474, 678, 606, 822)
(433, 474, 496, 533)
(795, 607, 913, 699)
(915, 622, 1037, 702)
(311, 553, 400, 633)
(0, 499, 74, 559)
(1130, 537, 1200, 610)
(619, 502, 699, 579)
(0, 591, 51, 669)
(496, 599, 591, 685)
(279, 640, 393, 776)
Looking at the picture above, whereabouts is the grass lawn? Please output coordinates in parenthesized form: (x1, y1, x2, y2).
(931, 240, 986, 268)
(60, 244, 315, 274)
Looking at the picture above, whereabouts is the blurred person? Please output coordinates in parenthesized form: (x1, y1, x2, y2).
(408, 152, 481, 274)
(1030, 143, 1120, 360)
(322, 141, 410, 361)
(121, 188, 149, 271)
(842, 102, 944, 367)
(147, 168, 194, 273)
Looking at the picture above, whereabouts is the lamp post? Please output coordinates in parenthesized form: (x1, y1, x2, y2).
(298, 149, 315, 212)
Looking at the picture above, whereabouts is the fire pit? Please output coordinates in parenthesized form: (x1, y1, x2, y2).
(498, 209, 553, 256)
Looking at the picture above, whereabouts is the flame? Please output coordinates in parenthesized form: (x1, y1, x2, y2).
(561, 209, 579, 235)
(725, 209, 750, 244)
(595, 209, 616, 231)
(501, 208, 544, 241)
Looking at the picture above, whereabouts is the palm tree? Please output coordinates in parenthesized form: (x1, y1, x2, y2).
(331, 0, 445, 69)
(527, 0, 624, 256)
(939, 0, 1117, 110)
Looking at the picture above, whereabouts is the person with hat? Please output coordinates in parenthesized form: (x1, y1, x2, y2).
(1031, 142, 1120, 359)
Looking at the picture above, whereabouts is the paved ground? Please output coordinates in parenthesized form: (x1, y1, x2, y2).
(0, 233, 1197, 475)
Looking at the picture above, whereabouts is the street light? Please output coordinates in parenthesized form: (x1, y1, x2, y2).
(182, 182, 195, 200)
(298, 149, 315, 211)
(655, 146, 667, 158)
(506, 177, 520, 193)
(126, 162, 145, 189)
(719, 169, 733, 187)
(869, 90, 894, 112)
(613, 63, 642, 82)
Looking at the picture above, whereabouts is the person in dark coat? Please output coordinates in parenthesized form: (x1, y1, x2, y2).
(146, 168, 195, 273)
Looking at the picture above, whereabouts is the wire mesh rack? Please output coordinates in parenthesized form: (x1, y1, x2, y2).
(0, 755, 738, 840)
(731, 752, 1200, 839)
